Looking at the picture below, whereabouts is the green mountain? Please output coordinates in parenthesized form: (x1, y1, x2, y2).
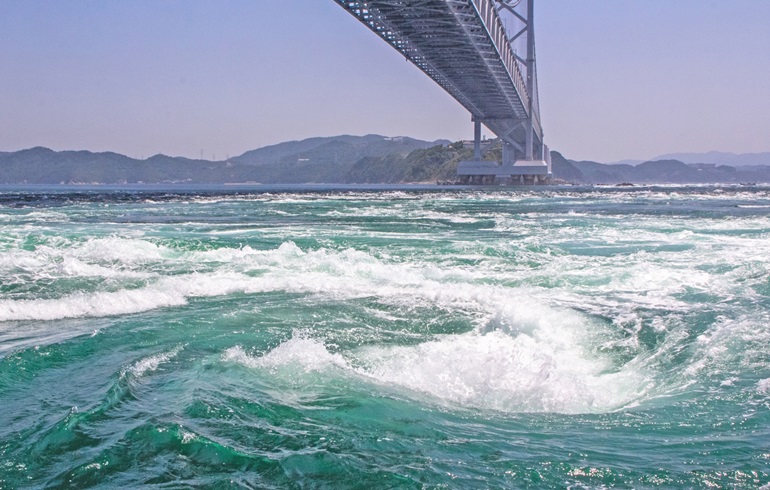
(0, 136, 452, 185)
(652, 151, 770, 166)
(234, 134, 447, 166)
(0, 147, 235, 184)
(344, 143, 475, 183)
(554, 154, 762, 184)
(2, 137, 769, 185)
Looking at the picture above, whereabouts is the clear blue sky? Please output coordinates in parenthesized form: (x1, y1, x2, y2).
(1, 1, 768, 162)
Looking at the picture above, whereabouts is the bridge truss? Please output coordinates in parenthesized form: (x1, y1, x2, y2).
(334, 0, 550, 182)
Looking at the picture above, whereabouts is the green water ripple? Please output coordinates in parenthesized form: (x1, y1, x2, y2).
(1, 186, 769, 488)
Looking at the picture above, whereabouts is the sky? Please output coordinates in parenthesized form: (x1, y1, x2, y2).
(1, 1, 769, 163)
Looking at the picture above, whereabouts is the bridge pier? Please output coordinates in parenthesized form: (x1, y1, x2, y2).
(502, 142, 513, 167)
(456, 156, 550, 185)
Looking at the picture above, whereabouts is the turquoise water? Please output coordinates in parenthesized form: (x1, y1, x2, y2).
(1, 185, 769, 488)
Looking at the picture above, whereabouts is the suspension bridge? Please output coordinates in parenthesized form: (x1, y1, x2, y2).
(334, 0, 550, 184)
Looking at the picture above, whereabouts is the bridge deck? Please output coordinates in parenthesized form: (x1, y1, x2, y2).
(335, 0, 543, 147)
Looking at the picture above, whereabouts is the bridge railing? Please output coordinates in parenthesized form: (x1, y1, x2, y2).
(471, 0, 530, 119)
(471, 0, 542, 141)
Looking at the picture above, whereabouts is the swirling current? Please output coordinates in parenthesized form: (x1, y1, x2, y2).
(1, 184, 769, 488)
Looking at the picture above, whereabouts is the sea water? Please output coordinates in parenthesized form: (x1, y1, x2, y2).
(0, 185, 769, 488)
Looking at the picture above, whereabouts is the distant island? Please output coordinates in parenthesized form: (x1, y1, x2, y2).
(1, 135, 769, 185)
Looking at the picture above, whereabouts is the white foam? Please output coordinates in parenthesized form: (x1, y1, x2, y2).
(223, 305, 651, 415)
(0, 231, 764, 353)
(74, 236, 167, 264)
(0, 235, 161, 282)
(0, 285, 187, 321)
(757, 378, 770, 394)
(0, 267, 283, 322)
(223, 336, 348, 373)
(681, 313, 770, 388)
(351, 306, 650, 414)
(2, 226, 768, 415)
(17, 210, 70, 222)
(0, 250, 49, 272)
(0, 232, 738, 327)
(324, 207, 482, 224)
(56, 256, 150, 279)
(126, 346, 183, 379)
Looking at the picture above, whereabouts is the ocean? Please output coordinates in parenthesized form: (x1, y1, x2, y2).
(1, 184, 769, 488)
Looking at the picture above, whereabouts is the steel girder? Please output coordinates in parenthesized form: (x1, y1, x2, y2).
(334, 0, 543, 153)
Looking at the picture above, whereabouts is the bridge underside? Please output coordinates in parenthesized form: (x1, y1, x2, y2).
(335, 0, 544, 160)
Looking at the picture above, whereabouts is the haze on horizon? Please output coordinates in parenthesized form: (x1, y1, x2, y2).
(1, 1, 768, 163)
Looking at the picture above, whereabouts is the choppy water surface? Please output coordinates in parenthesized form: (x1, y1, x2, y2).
(1, 185, 769, 488)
